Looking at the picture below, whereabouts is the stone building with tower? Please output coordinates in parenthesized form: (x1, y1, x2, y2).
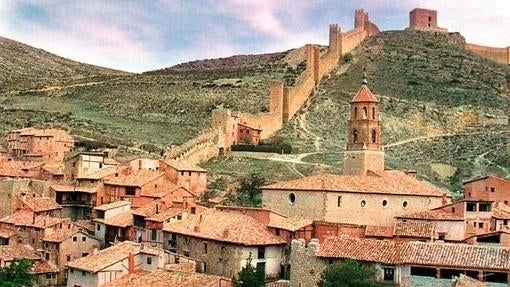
(407, 8, 447, 33)
(261, 76, 448, 226)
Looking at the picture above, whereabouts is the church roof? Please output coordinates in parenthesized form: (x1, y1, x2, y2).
(262, 171, 445, 197)
(351, 85, 379, 103)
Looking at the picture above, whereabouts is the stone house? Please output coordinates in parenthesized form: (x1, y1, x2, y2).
(7, 127, 74, 162)
(160, 160, 207, 197)
(0, 244, 59, 287)
(0, 228, 17, 245)
(66, 241, 167, 287)
(16, 193, 62, 217)
(464, 176, 510, 203)
(93, 201, 132, 248)
(64, 151, 118, 181)
(235, 123, 262, 145)
(162, 209, 287, 280)
(364, 221, 436, 242)
(0, 178, 52, 218)
(395, 209, 466, 241)
(290, 236, 510, 287)
(0, 210, 71, 250)
(43, 226, 100, 285)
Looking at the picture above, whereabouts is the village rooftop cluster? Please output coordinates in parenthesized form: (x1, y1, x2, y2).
(0, 7, 508, 287)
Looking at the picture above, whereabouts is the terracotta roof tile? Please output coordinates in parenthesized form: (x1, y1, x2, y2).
(0, 210, 68, 228)
(67, 241, 161, 273)
(0, 228, 17, 238)
(101, 211, 133, 227)
(394, 221, 434, 238)
(318, 236, 510, 271)
(139, 181, 179, 198)
(103, 269, 224, 287)
(132, 201, 169, 217)
(77, 167, 117, 180)
(162, 160, 207, 172)
(0, 244, 40, 261)
(0, 160, 43, 178)
(396, 210, 464, 221)
(364, 225, 393, 238)
(94, 201, 131, 211)
(145, 208, 186, 223)
(351, 85, 379, 103)
(268, 217, 313, 232)
(104, 170, 164, 187)
(492, 202, 510, 219)
(50, 184, 97, 193)
(74, 220, 95, 233)
(43, 227, 91, 243)
(263, 171, 445, 197)
(266, 281, 290, 287)
(41, 163, 64, 175)
(19, 195, 61, 212)
(163, 209, 286, 246)
(31, 260, 59, 274)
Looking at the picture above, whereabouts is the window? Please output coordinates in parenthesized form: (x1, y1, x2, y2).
(491, 187, 495, 193)
(372, 107, 375, 120)
(73, 236, 77, 242)
(383, 267, 395, 281)
(466, 202, 476, 212)
(70, 269, 74, 274)
(67, 255, 71, 261)
(82, 271, 86, 276)
(82, 237, 86, 242)
(354, 107, 358, 118)
(382, 200, 388, 207)
(151, 229, 157, 241)
(180, 171, 184, 176)
(504, 220, 508, 225)
(184, 251, 190, 257)
(82, 253, 88, 257)
(257, 247, 265, 259)
(147, 257, 152, 265)
(473, 222, 477, 228)
(371, 130, 376, 143)
(288, 193, 296, 204)
(275, 229, 280, 236)
(188, 172, 191, 176)
(478, 222, 484, 229)
(97, 224, 101, 231)
(479, 203, 492, 212)
(203, 242, 208, 254)
(99, 163, 102, 168)
(363, 107, 367, 118)
(203, 262, 207, 273)
(337, 196, 342, 207)
(452, 207, 455, 213)
(191, 207, 196, 214)
(353, 130, 358, 143)
(361, 200, 366, 207)
(402, 201, 408, 209)
(126, 186, 136, 196)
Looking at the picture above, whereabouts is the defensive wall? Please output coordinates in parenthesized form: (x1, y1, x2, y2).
(466, 43, 510, 65)
(164, 9, 379, 164)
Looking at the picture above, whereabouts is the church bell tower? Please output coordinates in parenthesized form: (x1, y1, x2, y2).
(343, 73, 384, 175)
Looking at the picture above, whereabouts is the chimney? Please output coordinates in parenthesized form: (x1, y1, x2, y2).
(128, 252, 135, 274)
(223, 228, 229, 238)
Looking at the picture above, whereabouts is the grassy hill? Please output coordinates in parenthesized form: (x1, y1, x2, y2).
(0, 36, 307, 153)
(204, 31, 510, 195)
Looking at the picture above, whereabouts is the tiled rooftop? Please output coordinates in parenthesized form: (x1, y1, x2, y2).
(0, 244, 40, 261)
(364, 225, 393, 238)
(163, 209, 286, 246)
(139, 181, 179, 198)
(0, 210, 67, 229)
(266, 281, 290, 287)
(318, 235, 510, 271)
(77, 167, 117, 180)
(31, 260, 59, 274)
(50, 184, 97, 193)
(102, 211, 133, 227)
(66, 241, 160, 273)
(351, 84, 379, 103)
(103, 269, 224, 287)
(104, 169, 164, 187)
(43, 227, 91, 243)
(0, 228, 17, 238)
(396, 209, 464, 221)
(74, 220, 95, 233)
(162, 160, 206, 172)
(0, 160, 43, 177)
(94, 201, 131, 211)
(19, 195, 61, 212)
(394, 221, 435, 238)
(131, 201, 169, 217)
(492, 202, 510, 219)
(267, 216, 313, 232)
(41, 163, 64, 175)
(145, 208, 185, 222)
(262, 171, 445, 197)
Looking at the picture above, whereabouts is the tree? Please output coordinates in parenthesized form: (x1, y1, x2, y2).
(317, 259, 385, 287)
(0, 259, 37, 287)
(232, 255, 265, 287)
(234, 173, 265, 207)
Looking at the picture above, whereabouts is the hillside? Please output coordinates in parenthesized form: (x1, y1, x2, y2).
(0, 37, 307, 153)
(203, 31, 510, 194)
(0, 36, 129, 92)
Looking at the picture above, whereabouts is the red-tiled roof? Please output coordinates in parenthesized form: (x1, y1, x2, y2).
(268, 217, 313, 232)
(145, 208, 186, 222)
(0, 160, 43, 178)
(104, 269, 225, 287)
(0, 210, 68, 228)
(396, 210, 464, 221)
(394, 221, 434, 238)
(139, 181, 179, 198)
(104, 170, 164, 187)
(493, 202, 510, 219)
(163, 209, 286, 246)
(162, 160, 207, 172)
(364, 225, 393, 238)
(67, 241, 160, 273)
(50, 184, 97, 193)
(102, 211, 133, 227)
(0, 228, 16, 238)
(77, 167, 117, 180)
(94, 201, 131, 211)
(31, 260, 59, 274)
(19, 195, 61, 212)
(263, 172, 445, 197)
(0, 244, 40, 261)
(318, 236, 510, 271)
(43, 228, 93, 243)
(41, 163, 64, 175)
(351, 85, 379, 103)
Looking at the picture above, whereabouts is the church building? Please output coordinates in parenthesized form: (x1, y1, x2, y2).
(261, 76, 449, 226)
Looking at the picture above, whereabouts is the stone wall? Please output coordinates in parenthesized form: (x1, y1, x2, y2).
(289, 239, 327, 287)
(0, 178, 52, 218)
(466, 43, 510, 65)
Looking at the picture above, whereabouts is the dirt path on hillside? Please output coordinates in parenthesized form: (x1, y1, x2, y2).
(383, 130, 504, 149)
(7, 77, 123, 94)
(474, 142, 510, 177)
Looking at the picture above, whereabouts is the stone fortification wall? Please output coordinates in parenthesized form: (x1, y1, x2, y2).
(289, 238, 326, 287)
(466, 43, 510, 65)
(165, 129, 219, 165)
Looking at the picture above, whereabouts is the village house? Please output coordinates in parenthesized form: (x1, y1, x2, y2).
(290, 235, 510, 287)
(0, 178, 52, 218)
(0, 210, 71, 250)
(465, 230, 510, 248)
(42, 225, 100, 285)
(395, 209, 466, 241)
(66, 241, 168, 287)
(262, 79, 448, 227)
(159, 159, 207, 196)
(7, 127, 74, 162)
(93, 201, 132, 248)
(463, 176, 510, 203)
(16, 193, 62, 217)
(162, 208, 287, 280)
(64, 151, 118, 181)
(364, 221, 436, 242)
(0, 244, 59, 287)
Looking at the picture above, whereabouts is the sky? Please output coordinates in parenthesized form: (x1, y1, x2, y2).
(0, 0, 509, 73)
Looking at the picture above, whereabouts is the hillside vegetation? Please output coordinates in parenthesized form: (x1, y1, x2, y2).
(205, 31, 510, 194)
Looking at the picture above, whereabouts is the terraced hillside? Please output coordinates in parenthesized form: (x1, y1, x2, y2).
(0, 37, 307, 153)
(204, 31, 510, 194)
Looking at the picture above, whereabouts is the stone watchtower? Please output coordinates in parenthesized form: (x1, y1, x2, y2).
(343, 74, 384, 175)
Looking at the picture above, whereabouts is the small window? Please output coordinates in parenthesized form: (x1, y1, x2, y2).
(73, 236, 77, 242)
(402, 201, 408, 209)
(372, 107, 375, 120)
(382, 200, 388, 207)
(67, 255, 71, 262)
(337, 196, 342, 207)
(371, 130, 376, 143)
(466, 202, 476, 212)
(288, 193, 296, 204)
(491, 187, 495, 193)
(180, 171, 184, 176)
(257, 247, 265, 259)
(82, 271, 86, 276)
(275, 229, 280, 236)
(82, 253, 88, 257)
(191, 207, 196, 214)
(147, 257, 152, 265)
(353, 130, 358, 143)
(188, 172, 191, 176)
(203, 242, 208, 254)
(82, 237, 86, 242)
(478, 222, 484, 229)
(504, 220, 508, 225)
(151, 229, 157, 241)
(354, 107, 358, 118)
(473, 222, 477, 228)
(97, 225, 101, 231)
(361, 200, 366, 207)
(126, 186, 136, 196)
(452, 207, 455, 213)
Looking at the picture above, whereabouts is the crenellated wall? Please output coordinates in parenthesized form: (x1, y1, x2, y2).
(466, 43, 510, 65)
(165, 9, 379, 164)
